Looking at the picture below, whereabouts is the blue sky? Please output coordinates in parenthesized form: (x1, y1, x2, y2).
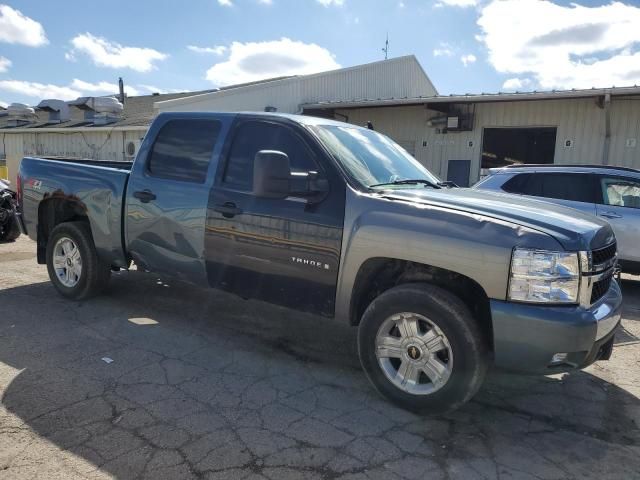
(1, 0, 640, 106)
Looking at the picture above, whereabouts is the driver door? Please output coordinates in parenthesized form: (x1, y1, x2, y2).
(205, 118, 345, 316)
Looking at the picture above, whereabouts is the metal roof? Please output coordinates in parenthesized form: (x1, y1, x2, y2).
(301, 85, 640, 110)
(0, 89, 221, 131)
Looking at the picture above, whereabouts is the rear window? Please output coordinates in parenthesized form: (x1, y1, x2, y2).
(148, 119, 221, 183)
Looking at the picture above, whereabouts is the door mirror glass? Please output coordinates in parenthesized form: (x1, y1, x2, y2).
(253, 150, 291, 199)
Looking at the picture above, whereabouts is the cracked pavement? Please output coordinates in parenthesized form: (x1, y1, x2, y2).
(1, 237, 639, 479)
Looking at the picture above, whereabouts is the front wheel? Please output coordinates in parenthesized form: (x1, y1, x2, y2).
(46, 222, 110, 300)
(358, 283, 488, 414)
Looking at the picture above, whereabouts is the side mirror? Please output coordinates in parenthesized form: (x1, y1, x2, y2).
(253, 150, 291, 199)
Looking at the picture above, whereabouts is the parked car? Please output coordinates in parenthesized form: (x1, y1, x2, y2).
(16, 113, 621, 413)
(0, 178, 21, 243)
(474, 164, 640, 274)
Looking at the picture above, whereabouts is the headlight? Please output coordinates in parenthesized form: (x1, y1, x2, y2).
(508, 248, 580, 304)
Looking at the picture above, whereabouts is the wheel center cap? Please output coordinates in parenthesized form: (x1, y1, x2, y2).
(66, 258, 73, 267)
(407, 345, 422, 361)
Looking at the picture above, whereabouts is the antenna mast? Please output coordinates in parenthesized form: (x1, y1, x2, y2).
(382, 33, 389, 60)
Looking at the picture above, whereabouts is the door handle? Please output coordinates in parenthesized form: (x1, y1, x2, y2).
(599, 211, 622, 219)
(133, 189, 157, 203)
(214, 202, 243, 218)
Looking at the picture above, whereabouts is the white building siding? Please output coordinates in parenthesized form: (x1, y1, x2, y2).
(156, 56, 436, 115)
(1, 129, 145, 185)
(336, 96, 634, 183)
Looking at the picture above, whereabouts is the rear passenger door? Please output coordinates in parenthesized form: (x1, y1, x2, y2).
(205, 118, 345, 316)
(126, 116, 230, 286)
(503, 172, 598, 215)
(595, 175, 640, 265)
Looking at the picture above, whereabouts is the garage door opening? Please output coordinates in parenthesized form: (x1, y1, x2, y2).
(481, 127, 557, 171)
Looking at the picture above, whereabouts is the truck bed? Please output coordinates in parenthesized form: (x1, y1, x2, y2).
(19, 156, 131, 268)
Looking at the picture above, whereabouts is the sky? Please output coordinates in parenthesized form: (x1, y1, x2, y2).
(1, 0, 640, 107)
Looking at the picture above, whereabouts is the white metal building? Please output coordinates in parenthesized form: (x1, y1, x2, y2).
(154, 55, 437, 114)
(301, 88, 640, 186)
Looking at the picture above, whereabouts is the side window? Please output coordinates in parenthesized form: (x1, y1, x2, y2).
(148, 119, 221, 183)
(540, 173, 595, 203)
(600, 176, 640, 209)
(502, 173, 542, 195)
(223, 121, 318, 190)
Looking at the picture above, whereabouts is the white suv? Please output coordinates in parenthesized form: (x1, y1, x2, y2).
(474, 164, 640, 274)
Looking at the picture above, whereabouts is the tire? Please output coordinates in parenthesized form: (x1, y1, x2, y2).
(1, 217, 21, 242)
(358, 283, 488, 414)
(46, 221, 110, 300)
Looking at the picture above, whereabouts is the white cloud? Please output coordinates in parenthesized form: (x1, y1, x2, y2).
(0, 100, 7, 108)
(0, 4, 47, 46)
(316, 0, 344, 6)
(69, 33, 168, 73)
(258, 0, 273, 4)
(218, 0, 233, 5)
(461, 53, 477, 66)
(70, 79, 140, 96)
(0, 56, 11, 73)
(205, 37, 340, 86)
(478, 0, 640, 89)
(0, 80, 81, 101)
(188, 45, 228, 55)
(435, 0, 477, 8)
(502, 77, 533, 90)
(433, 42, 454, 57)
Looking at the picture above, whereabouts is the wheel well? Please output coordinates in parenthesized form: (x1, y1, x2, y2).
(350, 258, 493, 351)
(37, 198, 89, 264)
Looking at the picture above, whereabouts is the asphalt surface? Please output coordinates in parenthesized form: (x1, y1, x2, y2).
(1, 236, 639, 480)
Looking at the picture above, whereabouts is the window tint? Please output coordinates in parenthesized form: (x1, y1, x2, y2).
(503, 172, 595, 202)
(223, 121, 317, 190)
(502, 173, 542, 195)
(148, 119, 221, 183)
(600, 177, 640, 209)
(540, 173, 595, 202)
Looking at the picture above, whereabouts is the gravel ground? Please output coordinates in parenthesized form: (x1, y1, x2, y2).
(1, 236, 639, 480)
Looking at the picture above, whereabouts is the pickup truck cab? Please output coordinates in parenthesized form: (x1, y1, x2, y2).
(17, 112, 622, 413)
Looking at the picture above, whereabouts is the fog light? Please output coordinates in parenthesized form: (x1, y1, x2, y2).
(550, 353, 568, 364)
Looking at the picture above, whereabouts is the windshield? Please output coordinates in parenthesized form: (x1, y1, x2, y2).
(311, 125, 440, 189)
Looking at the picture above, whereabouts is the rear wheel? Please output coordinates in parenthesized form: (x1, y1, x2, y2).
(358, 283, 488, 414)
(46, 222, 110, 300)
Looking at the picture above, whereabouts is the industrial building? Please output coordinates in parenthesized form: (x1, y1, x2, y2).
(2, 55, 640, 187)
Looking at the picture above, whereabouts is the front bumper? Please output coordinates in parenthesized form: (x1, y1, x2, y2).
(491, 279, 622, 373)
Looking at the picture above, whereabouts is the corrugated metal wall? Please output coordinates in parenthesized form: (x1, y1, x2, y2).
(157, 56, 437, 114)
(1, 129, 145, 185)
(337, 96, 640, 183)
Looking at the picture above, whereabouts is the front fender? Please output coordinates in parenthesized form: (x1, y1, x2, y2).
(334, 187, 562, 323)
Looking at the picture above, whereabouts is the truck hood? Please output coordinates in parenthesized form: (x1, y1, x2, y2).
(381, 187, 614, 251)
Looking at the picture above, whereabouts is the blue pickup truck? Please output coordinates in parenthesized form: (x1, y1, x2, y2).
(17, 112, 622, 413)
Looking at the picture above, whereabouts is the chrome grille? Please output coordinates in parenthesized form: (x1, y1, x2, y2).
(592, 242, 617, 272)
(590, 271, 613, 304)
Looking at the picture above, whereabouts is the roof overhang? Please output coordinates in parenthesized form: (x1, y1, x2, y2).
(302, 86, 640, 110)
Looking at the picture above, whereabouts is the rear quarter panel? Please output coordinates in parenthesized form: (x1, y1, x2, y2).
(19, 157, 129, 267)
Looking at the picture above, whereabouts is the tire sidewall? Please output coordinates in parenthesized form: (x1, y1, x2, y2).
(358, 284, 487, 414)
(46, 223, 97, 299)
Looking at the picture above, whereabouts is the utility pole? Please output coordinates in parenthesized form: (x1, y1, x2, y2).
(382, 33, 389, 60)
